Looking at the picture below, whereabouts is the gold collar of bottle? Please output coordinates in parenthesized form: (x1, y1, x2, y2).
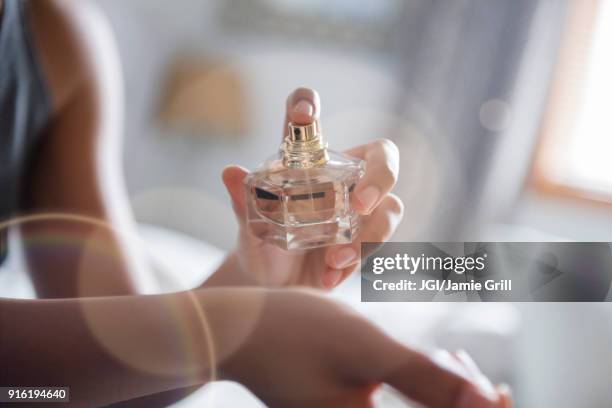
(281, 122, 329, 168)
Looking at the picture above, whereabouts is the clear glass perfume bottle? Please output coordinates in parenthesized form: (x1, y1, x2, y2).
(245, 120, 365, 250)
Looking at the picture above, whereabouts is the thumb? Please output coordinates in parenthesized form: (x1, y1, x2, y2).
(222, 165, 249, 223)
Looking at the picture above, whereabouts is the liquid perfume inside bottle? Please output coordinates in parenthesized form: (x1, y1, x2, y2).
(245, 119, 364, 250)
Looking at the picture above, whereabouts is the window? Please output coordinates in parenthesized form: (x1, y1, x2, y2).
(532, 0, 612, 204)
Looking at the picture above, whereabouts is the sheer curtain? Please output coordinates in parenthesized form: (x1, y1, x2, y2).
(389, 0, 569, 240)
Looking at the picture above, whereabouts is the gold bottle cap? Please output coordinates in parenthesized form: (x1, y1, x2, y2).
(282, 121, 329, 168)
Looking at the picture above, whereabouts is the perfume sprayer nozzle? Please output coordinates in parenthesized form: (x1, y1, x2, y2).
(282, 121, 329, 168)
(289, 122, 318, 142)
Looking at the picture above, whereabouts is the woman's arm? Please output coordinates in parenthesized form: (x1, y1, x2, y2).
(0, 287, 510, 408)
(0, 291, 214, 407)
(21, 0, 147, 298)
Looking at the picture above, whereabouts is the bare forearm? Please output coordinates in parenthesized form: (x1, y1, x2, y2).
(0, 290, 218, 407)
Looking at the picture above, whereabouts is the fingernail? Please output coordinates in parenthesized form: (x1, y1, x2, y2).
(457, 384, 497, 408)
(333, 247, 358, 269)
(322, 269, 343, 288)
(293, 99, 314, 116)
(456, 350, 483, 377)
(356, 186, 380, 214)
(455, 350, 497, 400)
(497, 383, 512, 398)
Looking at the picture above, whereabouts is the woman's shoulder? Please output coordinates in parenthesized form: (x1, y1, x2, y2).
(27, 0, 122, 114)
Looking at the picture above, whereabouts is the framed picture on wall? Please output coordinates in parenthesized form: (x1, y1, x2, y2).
(220, 0, 405, 52)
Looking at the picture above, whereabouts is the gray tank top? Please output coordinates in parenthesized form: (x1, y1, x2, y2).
(0, 0, 51, 264)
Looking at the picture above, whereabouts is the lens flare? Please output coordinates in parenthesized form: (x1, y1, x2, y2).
(0, 213, 218, 382)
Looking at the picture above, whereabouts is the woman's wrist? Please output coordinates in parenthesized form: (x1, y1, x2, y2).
(194, 286, 274, 381)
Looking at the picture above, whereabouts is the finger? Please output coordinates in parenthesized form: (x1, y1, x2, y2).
(321, 267, 344, 289)
(379, 345, 499, 408)
(282, 87, 321, 140)
(320, 264, 359, 290)
(345, 139, 400, 215)
(347, 319, 499, 408)
(325, 194, 404, 272)
(453, 350, 498, 402)
(221, 165, 250, 223)
(496, 384, 513, 408)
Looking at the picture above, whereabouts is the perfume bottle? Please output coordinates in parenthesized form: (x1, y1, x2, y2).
(245, 120, 365, 250)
